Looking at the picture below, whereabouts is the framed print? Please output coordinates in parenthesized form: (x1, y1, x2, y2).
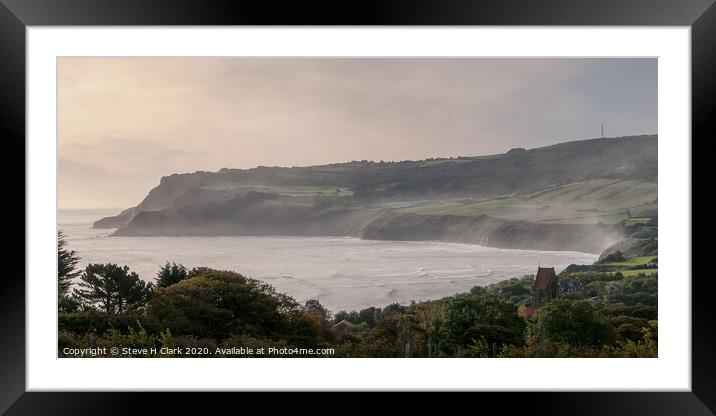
(1, 0, 714, 414)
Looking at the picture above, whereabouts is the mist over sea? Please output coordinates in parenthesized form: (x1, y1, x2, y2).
(59, 209, 597, 312)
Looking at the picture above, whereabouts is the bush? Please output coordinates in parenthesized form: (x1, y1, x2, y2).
(620, 277, 658, 294)
(462, 324, 521, 353)
(146, 268, 334, 348)
(608, 315, 650, 328)
(601, 305, 657, 320)
(147, 269, 299, 339)
(59, 310, 160, 335)
(608, 315, 652, 342)
(501, 340, 614, 358)
(616, 323, 647, 342)
(433, 293, 525, 356)
(560, 292, 586, 300)
(334, 336, 402, 358)
(534, 299, 618, 347)
(599, 251, 625, 263)
(570, 272, 622, 285)
(606, 292, 657, 306)
(617, 329, 657, 358)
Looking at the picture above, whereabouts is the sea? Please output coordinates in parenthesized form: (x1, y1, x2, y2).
(59, 208, 597, 312)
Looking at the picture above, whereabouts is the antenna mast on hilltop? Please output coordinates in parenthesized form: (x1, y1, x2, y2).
(601, 124, 605, 138)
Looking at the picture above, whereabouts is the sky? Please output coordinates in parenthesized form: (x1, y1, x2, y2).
(58, 58, 657, 209)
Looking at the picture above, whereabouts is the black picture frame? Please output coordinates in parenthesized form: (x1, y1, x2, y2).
(1, 0, 713, 414)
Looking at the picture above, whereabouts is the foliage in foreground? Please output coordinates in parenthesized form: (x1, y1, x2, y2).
(59, 268, 335, 356)
(57, 236, 658, 358)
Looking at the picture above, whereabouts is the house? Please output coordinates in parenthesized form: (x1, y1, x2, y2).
(533, 267, 558, 306)
(330, 319, 354, 335)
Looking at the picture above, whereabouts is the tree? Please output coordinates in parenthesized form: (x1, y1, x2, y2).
(187, 266, 215, 278)
(302, 299, 331, 324)
(57, 230, 80, 296)
(412, 303, 438, 357)
(333, 310, 350, 323)
(58, 230, 81, 312)
(379, 303, 406, 320)
(396, 313, 417, 357)
(156, 261, 188, 288)
(357, 307, 380, 328)
(534, 299, 617, 347)
(147, 268, 302, 339)
(73, 263, 153, 314)
(432, 293, 526, 356)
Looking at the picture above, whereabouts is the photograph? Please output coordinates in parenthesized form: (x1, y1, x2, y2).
(56, 57, 658, 359)
(1, 0, 709, 409)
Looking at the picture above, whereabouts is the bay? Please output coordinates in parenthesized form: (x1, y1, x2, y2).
(59, 209, 596, 312)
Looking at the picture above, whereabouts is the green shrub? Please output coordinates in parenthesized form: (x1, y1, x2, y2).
(534, 299, 618, 347)
(607, 292, 657, 306)
(433, 293, 525, 356)
(601, 305, 657, 320)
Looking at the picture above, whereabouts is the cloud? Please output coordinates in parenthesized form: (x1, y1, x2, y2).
(58, 57, 657, 208)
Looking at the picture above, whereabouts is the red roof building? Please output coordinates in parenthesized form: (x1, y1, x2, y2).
(330, 319, 354, 335)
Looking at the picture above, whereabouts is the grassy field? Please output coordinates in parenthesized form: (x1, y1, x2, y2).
(418, 154, 501, 167)
(614, 268, 658, 277)
(201, 184, 354, 197)
(605, 256, 657, 267)
(200, 177, 656, 227)
(395, 179, 657, 225)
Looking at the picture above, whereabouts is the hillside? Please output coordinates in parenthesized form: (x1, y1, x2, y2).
(96, 135, 657, 254)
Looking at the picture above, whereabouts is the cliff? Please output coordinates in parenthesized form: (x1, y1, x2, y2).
(95, 135, 657, 254)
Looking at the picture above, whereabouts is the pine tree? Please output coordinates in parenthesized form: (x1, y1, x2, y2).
(58, 230, 80, 296)
(73, 263, 152, 314)
(156, 262, 188, 288)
